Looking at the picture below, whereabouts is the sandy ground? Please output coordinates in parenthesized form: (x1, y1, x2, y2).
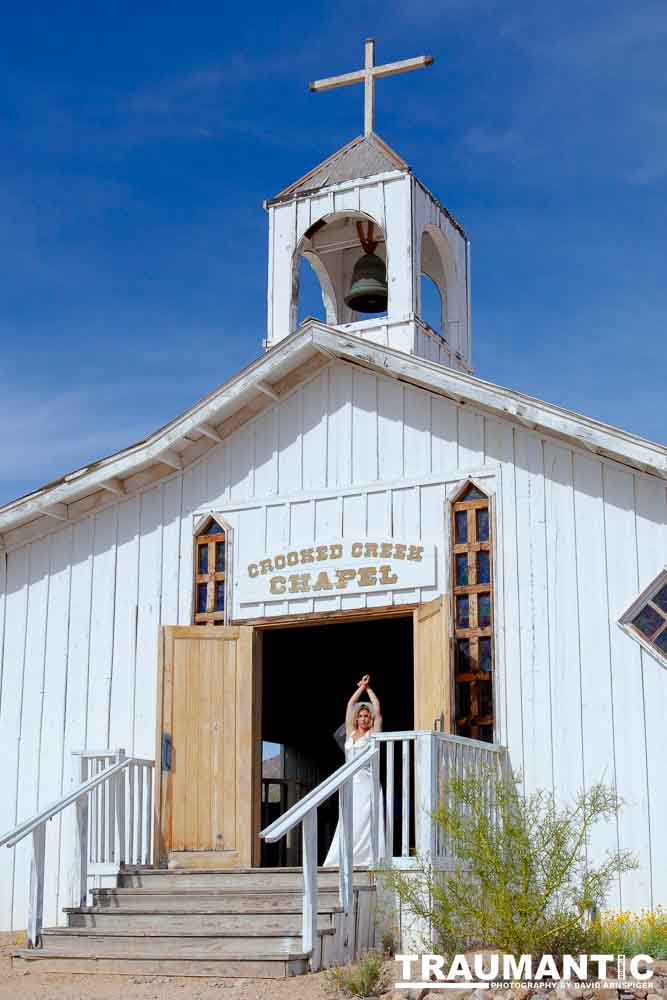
(0, 933, 408, 1000)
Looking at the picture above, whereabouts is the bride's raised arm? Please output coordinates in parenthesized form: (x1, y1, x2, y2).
(365, 685, 382, 732)
(345, 674, 370, 735)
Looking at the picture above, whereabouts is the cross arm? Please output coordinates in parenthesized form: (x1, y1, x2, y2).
(309, 69, 366, 93)
(372, 54, 433, 79)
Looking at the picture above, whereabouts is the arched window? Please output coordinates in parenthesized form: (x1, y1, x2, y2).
(450, 481, 494, 741)
(420, 272, 442, 332)
(296, 254, 327, 325)
(192, 514, 231, 625)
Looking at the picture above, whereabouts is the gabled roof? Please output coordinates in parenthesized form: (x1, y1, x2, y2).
(1, 320, 665, 549)
(269, 132, 409, 204)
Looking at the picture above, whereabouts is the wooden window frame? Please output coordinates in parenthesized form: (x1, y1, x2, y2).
(618, 566, 667, 670)
(192, 513, 233, 626)
(447, 478, 496, 742)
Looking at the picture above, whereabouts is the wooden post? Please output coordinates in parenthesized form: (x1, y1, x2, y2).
(385, 739, 395, 861)
(369, 745, 380, 863)
(27, 824, 46, 948)
(415, 733, 436, 859)
(401, 739, 411, 857)
(339, 780, 354, 963)
(115, 749, 126, 864)
(302, 809, 318, 969)
(75, 793, 89, 908)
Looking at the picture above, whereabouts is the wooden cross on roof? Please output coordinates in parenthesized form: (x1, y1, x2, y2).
(310, 38, 434, 136)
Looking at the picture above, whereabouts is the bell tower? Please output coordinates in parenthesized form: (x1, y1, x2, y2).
(264, 40, 472, 373)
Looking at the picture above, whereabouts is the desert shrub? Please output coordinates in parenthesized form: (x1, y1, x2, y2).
(381, 767, 636, 962)
(590, 906, 667, 960)
(328, 951, 387, 998)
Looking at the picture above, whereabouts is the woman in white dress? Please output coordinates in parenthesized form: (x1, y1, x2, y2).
(323, 674, 386, 867)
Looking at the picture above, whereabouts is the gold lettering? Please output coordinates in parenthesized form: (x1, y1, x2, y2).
(364, 542, 378, 557)
(313, 571, 334, 592)
(275, 554, 286, 570)
(316, 545, 329, 561)
(379, 565, 398, 585)
(380, 543, 393, 559)
(335, 569, 356, 590)
(289, 573, 312, 594)
(351, 542, 363, 557)
(357, 565, 378, 587)
(287, 551, 299, 566)
(270, 576, 286, 594)
(393, 544, 407, 560)
(408, 545, 424, 562)
(329, 544, 343, 559)
(300, 548, 315, 564)
(260, 558, 273, 575)
(248, 564, 259, 578)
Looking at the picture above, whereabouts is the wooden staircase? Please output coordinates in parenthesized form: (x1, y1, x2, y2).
(12, 866, 376, 978)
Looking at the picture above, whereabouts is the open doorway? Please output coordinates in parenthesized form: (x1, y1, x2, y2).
(260, 614, 414, 866)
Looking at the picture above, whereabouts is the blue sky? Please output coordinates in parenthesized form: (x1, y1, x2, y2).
(1, 1, 665, 505)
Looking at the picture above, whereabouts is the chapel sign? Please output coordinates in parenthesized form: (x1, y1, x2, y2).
(239, 537, 436, 604)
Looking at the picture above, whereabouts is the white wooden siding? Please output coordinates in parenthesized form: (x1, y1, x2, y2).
(0, 359, 666, 927)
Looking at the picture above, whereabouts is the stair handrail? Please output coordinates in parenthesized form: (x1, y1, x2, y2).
(260, 736, 381, 971)
(1, 749, 153, 949)
(0, 756, 135, 848)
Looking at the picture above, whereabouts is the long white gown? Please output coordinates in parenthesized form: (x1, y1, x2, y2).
(323, 731, 386, 867)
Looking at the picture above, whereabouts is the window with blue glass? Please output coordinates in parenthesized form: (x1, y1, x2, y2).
(193, 517, 228, 625)
(621, 570, 667, 665)
(451, 481, 494, 742)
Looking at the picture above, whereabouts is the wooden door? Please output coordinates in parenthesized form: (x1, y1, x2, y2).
(413, 595, 452, 731)
(154, 626, 261, 868)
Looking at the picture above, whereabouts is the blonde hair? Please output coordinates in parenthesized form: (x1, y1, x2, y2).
(353, 703, 374, 729)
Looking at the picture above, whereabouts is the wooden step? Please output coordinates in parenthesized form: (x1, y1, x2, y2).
(118, 866, 372, 890)
(65, 908, 338, 933)
(12, 950, 309, 978)
(89, 886, 341, 912)
(39, 927, 334, 958)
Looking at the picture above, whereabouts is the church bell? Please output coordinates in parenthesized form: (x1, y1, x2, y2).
(344, 221, 388, 314)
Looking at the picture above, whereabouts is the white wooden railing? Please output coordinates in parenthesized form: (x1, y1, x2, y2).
(260, 730, 508, 968)
(0, 748, 154, 947)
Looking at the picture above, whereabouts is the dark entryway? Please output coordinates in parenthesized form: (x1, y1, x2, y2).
(260, 614, 414, 865)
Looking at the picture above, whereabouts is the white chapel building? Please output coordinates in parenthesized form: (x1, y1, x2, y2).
(1, 43, 666, 963)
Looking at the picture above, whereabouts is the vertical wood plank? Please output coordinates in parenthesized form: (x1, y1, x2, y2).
(87, 506, 118, 748)
(543, 443, 584, 802)
(327, 364, 353, 488)
(59, 519, 93, 912)
(458, 408, 485, 469)
(277, 390, 302, 496)
(404, 387, 430, 479)
(366, 491, 391, 608)
(38, 526, 73, 925)
(514, 430, 552, 794)
(633, 474, 667, 907)
(254, 409, 279, 499)
(352, 369, 379, 484)
(13, 537, 50, 929)
(134, 488, 163, 757)
(302, 371, 329, 492)
(378, 378, 404, 482)
(430, 396, 458, 476)
(572, 454, 619, 906)
(603, 464, 652, 908)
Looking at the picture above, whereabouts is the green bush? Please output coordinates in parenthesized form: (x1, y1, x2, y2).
(328, 951, 387, 998)
(381, 767, 636, 961)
